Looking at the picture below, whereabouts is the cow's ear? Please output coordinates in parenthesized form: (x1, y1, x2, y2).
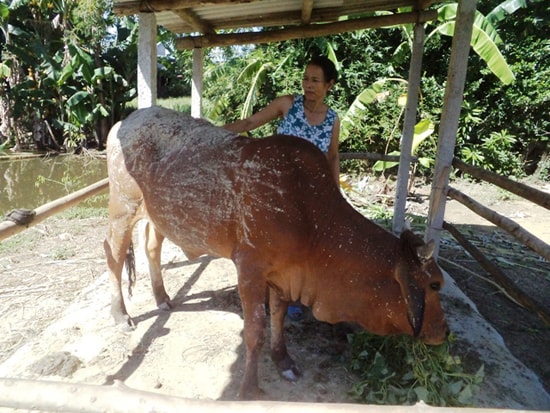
(416, 239, 435, 263)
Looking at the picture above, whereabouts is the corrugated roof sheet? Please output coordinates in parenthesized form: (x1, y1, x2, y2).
(113, 0, 438, 38)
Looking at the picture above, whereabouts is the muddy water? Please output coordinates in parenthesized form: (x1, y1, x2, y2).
(0, 155, 107, 215)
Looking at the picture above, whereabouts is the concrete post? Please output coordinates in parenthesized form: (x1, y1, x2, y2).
(191, 48, 204, 118)
(137, 13, 157, 109)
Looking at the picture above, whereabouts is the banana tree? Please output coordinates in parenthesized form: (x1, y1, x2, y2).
(392, 3, 516, 85)
(340, 78, 435, 173)
(435, 3, 515, 85)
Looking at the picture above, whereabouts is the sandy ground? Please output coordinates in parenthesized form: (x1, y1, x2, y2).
(0, 178, 549, 411)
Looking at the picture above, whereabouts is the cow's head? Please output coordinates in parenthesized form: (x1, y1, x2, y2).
(394, 230, 448, 345)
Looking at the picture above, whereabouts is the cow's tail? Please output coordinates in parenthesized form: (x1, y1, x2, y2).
(125, 242, 137, 298)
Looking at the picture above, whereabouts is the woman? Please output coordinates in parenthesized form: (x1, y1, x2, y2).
(225, 56, 340, 321)
(224, 55, 340, 186)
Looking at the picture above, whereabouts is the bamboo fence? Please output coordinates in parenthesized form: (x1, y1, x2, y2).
(444, 157, 550, 325)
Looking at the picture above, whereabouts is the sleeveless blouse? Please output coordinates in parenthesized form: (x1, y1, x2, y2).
(276, 95, 337, 154)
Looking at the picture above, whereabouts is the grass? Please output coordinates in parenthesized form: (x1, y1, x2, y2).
(342, 182, 485, 407)
(58, 204, 108, 220)
(348, 332, 484, 406)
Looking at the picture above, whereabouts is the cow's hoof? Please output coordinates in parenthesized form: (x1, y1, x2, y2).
(273, 355, 302, 382)
(238, 386, 266, 401)
(112, 311, 136, 331)
(115, 316, 136, 331)
(281, 365, 302, 382)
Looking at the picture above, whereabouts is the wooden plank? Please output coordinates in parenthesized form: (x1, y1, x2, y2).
(301, 0, 314, 24)
(0, 178, 109, 242)
(174, 8, 214, 34)
(0, 377, 538, 413)
(176, 11, 437, 49)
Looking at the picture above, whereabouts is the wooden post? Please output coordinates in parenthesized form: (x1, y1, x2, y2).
(191, 48, 203, 118)
(393, 21, 425, 235)
(137, 12, 157, 109)
(426, 0, 478, 255)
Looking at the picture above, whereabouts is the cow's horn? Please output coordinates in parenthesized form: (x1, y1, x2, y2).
(416, 239, 435, 262)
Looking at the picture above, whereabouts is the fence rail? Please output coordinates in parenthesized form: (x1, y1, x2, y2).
(0, 378, 537, 413)
(0, 178, 109, 242)
(444, 157, 550, 326)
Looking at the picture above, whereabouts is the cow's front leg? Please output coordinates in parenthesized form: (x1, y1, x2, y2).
(269, 289, 301, 381)
(144, 222, 172, 310)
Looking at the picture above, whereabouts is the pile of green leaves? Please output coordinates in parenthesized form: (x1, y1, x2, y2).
(348, 332, 484, 406)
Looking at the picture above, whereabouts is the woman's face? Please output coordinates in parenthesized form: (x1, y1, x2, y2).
(302, 64, 334, 102)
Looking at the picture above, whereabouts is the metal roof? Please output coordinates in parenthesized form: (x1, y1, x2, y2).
(113, 0, 440, 49)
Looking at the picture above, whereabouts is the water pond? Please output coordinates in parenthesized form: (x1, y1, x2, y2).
(0, 154, 107, 216)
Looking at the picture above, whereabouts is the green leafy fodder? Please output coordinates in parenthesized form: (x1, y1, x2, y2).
(349, 332, 484, 406)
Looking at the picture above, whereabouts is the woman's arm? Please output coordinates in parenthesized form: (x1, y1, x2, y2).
(326, 115, 341, 187)
(224, 95, 293, 134)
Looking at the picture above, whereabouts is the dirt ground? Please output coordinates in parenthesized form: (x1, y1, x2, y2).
(0, 177, 549, 411)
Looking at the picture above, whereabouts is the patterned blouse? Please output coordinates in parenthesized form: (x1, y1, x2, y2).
(276, 95, 337, 154)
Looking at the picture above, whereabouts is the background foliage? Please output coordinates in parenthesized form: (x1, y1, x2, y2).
(0, 0, 548, 179)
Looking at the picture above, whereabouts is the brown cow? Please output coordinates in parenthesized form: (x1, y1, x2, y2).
(104, 106, 448, 400)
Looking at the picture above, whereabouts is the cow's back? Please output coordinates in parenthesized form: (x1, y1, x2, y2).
(111, 106, 236, 171)
(106, 107, 338, 261)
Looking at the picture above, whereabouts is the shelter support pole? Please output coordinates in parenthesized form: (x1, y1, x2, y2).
(426, 0, 478, 256)
(191, 48, 204, 118)
(393, 21, 425, 235)
(137, 12, 157, 109)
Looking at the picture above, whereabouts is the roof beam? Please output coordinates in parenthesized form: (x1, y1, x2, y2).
(174, 8, 214, 34)
(301, 0, 314, 24)
(176, 10, 437, 49)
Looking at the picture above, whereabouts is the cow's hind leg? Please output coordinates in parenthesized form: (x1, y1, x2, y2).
(144, 221, 172, 310)
(269, 289, 302, 381)
(233, 252, 268, 400)
(104, 209, 138, 329)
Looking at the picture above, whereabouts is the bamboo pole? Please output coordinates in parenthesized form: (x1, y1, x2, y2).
(426, 0, 478, 256)
(442, 221, 550, 326)
(446, 186, 550, 262)
(339, 152, 411, 162)
(0, 377, 537, 413)
(452, 158, 550, 210)
(394, 21, 426, 235)
(0, 178, 109, 242)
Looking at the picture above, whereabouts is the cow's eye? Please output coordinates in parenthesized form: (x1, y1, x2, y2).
(430, 282, 441, 291)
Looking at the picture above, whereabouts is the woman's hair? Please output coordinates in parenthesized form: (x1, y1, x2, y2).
(308, 55, 338, 83)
